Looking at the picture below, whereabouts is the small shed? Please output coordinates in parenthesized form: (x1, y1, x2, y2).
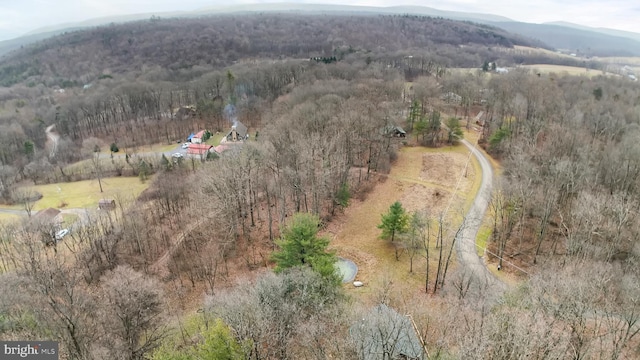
(98, 199, 116, 210)
(382, 125, 407, 138)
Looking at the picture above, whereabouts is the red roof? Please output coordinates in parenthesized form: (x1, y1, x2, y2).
(214, 144, 230, 154)
(187, 143, 212, 155)
(193, 130, 206, 139)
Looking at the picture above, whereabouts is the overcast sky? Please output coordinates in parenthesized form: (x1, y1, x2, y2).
(1, 0, 639, 41)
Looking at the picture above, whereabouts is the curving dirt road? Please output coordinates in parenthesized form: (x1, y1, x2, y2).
(45, 124, 59, 158)
(455, 139, 507, 300)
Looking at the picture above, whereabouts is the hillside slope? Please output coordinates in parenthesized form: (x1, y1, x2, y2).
(0, 14, 541, 86)
(0, 3, 515, 56)
(487, 21, 640, 56)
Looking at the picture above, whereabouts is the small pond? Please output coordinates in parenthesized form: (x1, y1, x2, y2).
(335, 257, 358, 283)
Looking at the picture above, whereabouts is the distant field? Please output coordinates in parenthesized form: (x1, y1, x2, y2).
(449, 67, 484, 75)
(24, 176, 150, 210)
(594, 56, 640, 66)
(519, 64, 613, 77)
(512, 46, 578, 60)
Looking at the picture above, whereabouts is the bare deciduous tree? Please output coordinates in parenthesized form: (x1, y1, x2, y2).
(100, 266, 166, 360)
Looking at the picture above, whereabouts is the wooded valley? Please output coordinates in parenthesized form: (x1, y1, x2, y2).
(0, 12, 639, 360)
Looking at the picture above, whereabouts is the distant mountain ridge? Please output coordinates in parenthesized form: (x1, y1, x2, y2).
(485, 21, 640, 56)
(545, 21, 640, 43)
(1, 3, 640, 58)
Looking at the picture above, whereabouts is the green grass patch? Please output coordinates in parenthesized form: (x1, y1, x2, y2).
(476, 225, 492, 257)
(105, 142, 180, 155)
(0, 213, 21, 224)
(22, 176, 150, 211)
(61, 213, 79, 228)
(205, 133, 225, 146)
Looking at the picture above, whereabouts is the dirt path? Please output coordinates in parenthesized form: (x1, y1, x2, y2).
(45, 124, 59, 158)
(149, 219, 203, 278)
(455, 140, 507, 300)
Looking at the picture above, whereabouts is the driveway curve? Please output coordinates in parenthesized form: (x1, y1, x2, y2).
(45, 124, 59, 158)
(455, 139, 507, 300)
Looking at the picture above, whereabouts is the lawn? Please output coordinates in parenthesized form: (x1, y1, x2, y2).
(61, 213, 79, 228)
(205, 132, 225, 146)
(0, 213, 21, 224)
(64, 156, 129, 175)
(103, 142, 179, 155)
(24, 176, 150, 211)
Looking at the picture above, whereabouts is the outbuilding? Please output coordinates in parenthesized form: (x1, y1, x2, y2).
(98, 199, 116, 210)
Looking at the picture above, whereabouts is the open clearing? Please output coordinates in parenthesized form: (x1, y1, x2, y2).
(594, 56, 640, 66)
(324, 142, 481, 303)
(23, 176, 149, 211)
(519, 64, 613, 77)
(0, 213, 20, 224)
(102, 142, 178, 155)
(512, 46, 579, 60)
(205, 132, 225, 146)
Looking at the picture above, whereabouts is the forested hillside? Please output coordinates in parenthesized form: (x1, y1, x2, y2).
(0, 14, 543, 87)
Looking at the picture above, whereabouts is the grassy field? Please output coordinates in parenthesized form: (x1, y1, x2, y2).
(61, 213, 79, 228)
(325, 140, 483, 303)
(512, 46, 578, 60)
(519, 64, 614, 77)
(205, 132, 225, 146)
(0, 213, 21, 224)
(103, 142, 179, 155)
(63, 156, 130, 175)
(448, 67, 485, 76)
(22, 176, 150, 211)
(594, 56, 640, 66)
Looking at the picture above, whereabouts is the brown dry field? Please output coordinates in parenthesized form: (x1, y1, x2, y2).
(324, 142, 481, 303)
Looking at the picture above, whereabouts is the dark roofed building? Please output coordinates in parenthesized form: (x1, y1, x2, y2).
(350, 304, 425, 360)
(225, 121, 248, 142)
(98, 199, 116, 210)
(382, 125, 407, 138)
(33, 208, 62, 224)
